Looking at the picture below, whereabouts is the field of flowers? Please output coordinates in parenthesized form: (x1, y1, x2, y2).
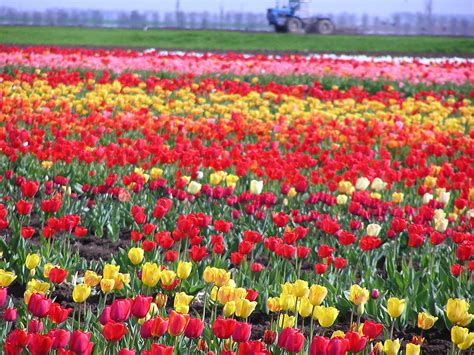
(0, 45, 473, 355)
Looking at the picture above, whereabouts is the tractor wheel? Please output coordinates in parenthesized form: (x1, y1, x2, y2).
(274, 24, 287, 33)
(316, 19, 335, 35)
(286, 17, 303, 34)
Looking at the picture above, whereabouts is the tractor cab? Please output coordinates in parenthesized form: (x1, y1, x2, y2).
(267, 0, 335, 34)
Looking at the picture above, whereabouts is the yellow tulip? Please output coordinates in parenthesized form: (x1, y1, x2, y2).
(308, 284, 328, 306)
(293, 279, 309, 298)
(177, 261, 192, 279)
(336, 194, 348, 205)
(235, 298, 257, 318)
(0, 269, 17, 287)
(128, 247, 144, 265)
(298, 297, 313, 318)
(391, 192, 404, 204)
(446, 298, 473, 326)
(73, 284, 91, 303)
(26, 279, 49, 293)
(100, 278, 115, 293)
(203, 266, 216, 283)
(210, 172, 224, 185)
(103, 264, 120, 280)
(225, 174, 239, 188)
(387, 297, 406, 318)
(267, 297, 281, 312)
(174, 292, 193, 314)
(331, 330, 345, 338)
(424, 176, 437, 189)
(417, 312, 438, 330)
(187, 181, 202, 195)
(349, 285, 369, 306)
(160, 270, 177, 287)
(223, 301, 236, 317)
(114, 273, 130, 291)
(338, 180, 354, 195)
(405, 343, 420, 355)
(150, 167, 163, 179)
(214, 269, 231, 287)
(278, 314, 295, 329)
(451, 326, 469, 345)
(25, 253, 41, 270)
(458, 332, 474, 350)
(142, 262, 161, 287)
(279, 294, 296, 312)
(43, 263, 56, 278)
(84, 270, 102, 287)
(383, 339, 401, 355)
(313, 306, 339, 327)
(287, 187, 297, 198)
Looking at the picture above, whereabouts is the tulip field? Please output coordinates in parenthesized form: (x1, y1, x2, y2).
(0, 45, 473, 355)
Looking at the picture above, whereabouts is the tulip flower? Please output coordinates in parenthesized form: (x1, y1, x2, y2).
(48, 303, 72, 324)
(103, 321, 128, 342)
(308, 284, 327, 306)
(187, 181, 202, 194)
(349, 284, 369, 306)
(84, 270, 102, 287)
(451, 326, 469, 345)
(25, 253, 41, 270)
(174, 292, 193, 314)
(4, 307, 18, 322)
(232, 321, 252, 343)
(70, 330, 93, 354)
(278, 314, 296, 329)
(310, 336, 329, 355)
(263, 329, 277, 345)
(362, 320, 383, 339)
(177, 261, 192, 279)
(184, 317, 204, 338)
(141, 262, 161, 287)
(27, 334, 53, 355)
(249, 180, 263, 194)
(128, 247, 144, 265)
(313, 306, 339, 327)
(100, 278, 115, 293)
(458, 332, 474, 350)
(131, 295, 153, 318)
(167, 310, 190, 336)
(345, 331, 368, 353)
(406, 343, 421, 355)
(383, 339, 401, 355)
(72, 284, 91, 303)
(277, 328, 304, 353)
(417, 312, 438, 330)
(27, 293, 52, 318)
(446, 298, 473, 326)
(48, 329, 70, 350)
(213, 317, 237, 339)
(298, 297, 313, 318)
(387, 297, 406, 319)
(110, 298, 132, 322)
(48, 267, 68, 284)
(235, 298, 257, 318)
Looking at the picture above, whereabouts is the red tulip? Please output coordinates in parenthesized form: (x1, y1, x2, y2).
(345, 331, 368, 353)
(48, 329, 71, 349)
(28, 293, 52, 318)
(48, 267, 68, 284)
(309, 336, 329, 355)
(131, 295, 152, 318)
(48, 303, 72, 324)
(28, 319, 44, 334)
(327, 337, 350, 355)
(118, 349, 136, 355)
(362, 320, 383, 339)
(4, 307, 17, 322)
(232, 321, 252, 343)
(184, 317, 204, 339)
(21, 226, 35, 239)
(262, 329, 277, 345)
(167, 310, 190, 337)
(103, 321, 128, 342)
(110, 298, 132, 322)
(145, 343, 173, 355)
(213, 317, 237, 339)
(16, 200, 33, 215)
(277, 328, 305, 353)
(21, 180, 39, 198)
(238, 341, 270, 355)
(27, 334, 53, 355)
(69, 330, 93, 355)
(141, 317, 169, 339)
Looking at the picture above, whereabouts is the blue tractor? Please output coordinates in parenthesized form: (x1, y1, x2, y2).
(267, 0, 335, 34)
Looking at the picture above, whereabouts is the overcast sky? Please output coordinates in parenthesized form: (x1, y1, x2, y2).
(6, 0, 474, 15)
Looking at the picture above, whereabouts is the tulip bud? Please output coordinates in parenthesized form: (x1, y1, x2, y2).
(155, 293, 167, 309)
(177, 261, 192, 279)
(128, 247, 144, 265)
(25, 253, 41, 270)
(263, 329, 277, 345)
(371, 289, 380, 299)
(72, 284, 91, 303)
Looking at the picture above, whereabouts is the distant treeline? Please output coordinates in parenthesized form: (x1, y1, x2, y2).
(1, 7, 472, 36)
